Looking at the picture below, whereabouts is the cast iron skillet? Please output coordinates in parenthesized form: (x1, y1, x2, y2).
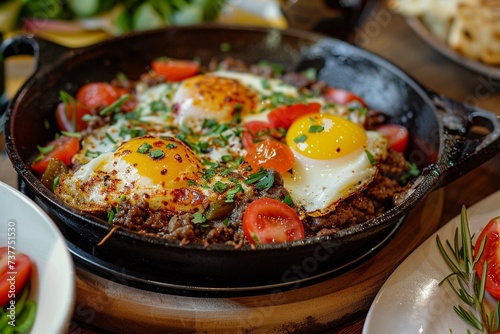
(2, 25, 500, 295)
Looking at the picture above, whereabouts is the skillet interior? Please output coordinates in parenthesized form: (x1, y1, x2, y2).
(5, 26, 441, 293)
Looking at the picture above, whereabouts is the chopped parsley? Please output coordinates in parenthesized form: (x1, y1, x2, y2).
(282, 195, 294, 206)
(137, 142, 153, 154)
(365, 150, 377, 165)
(192, 212, 207, 225)
(308, 124, 324, 133)
(213, 181, 230, 193)
(99, 94, 130, 116)
(166, 143, 177, 149)
(148, 149, 165, 160)
(245, 167, 274, 191)
(294, 134, 307, 143)
(37, 144, 54, 155)
(225, 183, 244, 203)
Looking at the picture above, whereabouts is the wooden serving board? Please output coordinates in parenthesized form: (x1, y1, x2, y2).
(72, 190, 444, 334)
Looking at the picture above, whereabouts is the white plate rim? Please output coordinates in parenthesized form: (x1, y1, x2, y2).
(0, 181, 75, 334)
(362, 189, 500, 334)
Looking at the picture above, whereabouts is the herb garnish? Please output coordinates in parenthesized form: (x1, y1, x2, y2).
(245, 167, 274, 191)
(294, 134, 307, 143)
(437, 206, 500, 333)
(148, 149, 165, 160)
(365, 150, 376, 165)
(308, 124, 324, 133)
(137, 142, 153, 154)
(99, 94, 130, 116)
(192, 212, 207, 226)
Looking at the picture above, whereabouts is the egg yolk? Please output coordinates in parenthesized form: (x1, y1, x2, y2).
(115, 136, 202, 187)
(286, 113, 367, 160)
(174, 74, 258, 124)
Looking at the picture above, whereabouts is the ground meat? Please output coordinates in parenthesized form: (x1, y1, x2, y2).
(307, 149, 409, 236)
(109, 150, 411, 247)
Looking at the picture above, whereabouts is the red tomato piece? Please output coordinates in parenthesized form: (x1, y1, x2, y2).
(245, 139, 295, 174)
(475, 216, 500, 299)
(76, 82, 127, 109)
(243, 198, 305, 245)
(151, 58, 200, 82)
(242, 121, 272, 149)
(267, 102, 321, 130)
(324, 88, 367, 107)
(31, 136, 80, 174)
(376, 124, 409, 153)
(0, 247, 32, 308)
(55, 101, 92, 132)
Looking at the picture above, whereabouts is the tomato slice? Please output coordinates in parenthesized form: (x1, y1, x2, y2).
(376, 124, 409, 153)
(244, 139, 295, 174)
(474, 216, 500, 299)
(31, 136, 80, 174)
(76, 82, 127, 109)
(151, 58, 200, 82)
(0, 247, 32, 308)
(55, 101, 92, 132)
(267, 102, 321, 130)
(324, 88, 367, 107)
(241, 121, 285, 149)
(242, 198, 305, 245)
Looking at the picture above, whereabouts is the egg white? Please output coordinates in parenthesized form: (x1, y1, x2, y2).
(282, 131, 388, 216)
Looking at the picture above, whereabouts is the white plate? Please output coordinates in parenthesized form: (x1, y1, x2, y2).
(0, 181, 75, 334)
(406, 17, 500, 80)
(363, 190, 500, 334)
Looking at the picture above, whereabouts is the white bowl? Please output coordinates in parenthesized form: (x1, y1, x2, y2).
(0, 181, 75, 333)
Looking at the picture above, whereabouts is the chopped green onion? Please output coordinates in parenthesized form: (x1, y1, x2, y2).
(294, 134, 307, 143)
(308, 124, 324, 133)
(148, 149, 165, 160)
(365, 150, 376, 165)
(137, 142, 152, 154)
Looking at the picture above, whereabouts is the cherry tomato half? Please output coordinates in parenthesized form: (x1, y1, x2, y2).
(475, 216, 500, 299)
(376, 124, 409, 153)
(31, 136, 80, 174)
(267, 102, 321, 130)
(324, 88, 367, 107)
(242, 121, 271, 149)
(245, 139, 295, 174)
(242, 198, 305, 245)
(0, 247, 31, 307)
(76, 82, 127, 109)
(151, 58, 200, 82)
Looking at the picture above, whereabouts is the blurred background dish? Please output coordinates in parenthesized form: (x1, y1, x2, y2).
(0, 181, 75, 334)
(389, 0, 500, 77)
(405, 17, 500, 80)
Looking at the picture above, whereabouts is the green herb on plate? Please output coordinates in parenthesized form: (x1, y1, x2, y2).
(437, 206, 500, 333)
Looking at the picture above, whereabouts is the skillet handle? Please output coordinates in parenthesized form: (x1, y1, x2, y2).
(0, 34, 70, 132)
(0, 34, 70, 72)
(430, 92, 500, 189)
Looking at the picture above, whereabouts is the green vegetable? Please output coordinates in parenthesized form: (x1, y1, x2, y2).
(132, 2, 167, 31)
(68, 0, 115, 17)
(171, 3, 203, 25)
(14, 300, 37, 334)
(437, 206, 500, 333)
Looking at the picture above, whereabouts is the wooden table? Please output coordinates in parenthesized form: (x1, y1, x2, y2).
(1, 1, 500, 333)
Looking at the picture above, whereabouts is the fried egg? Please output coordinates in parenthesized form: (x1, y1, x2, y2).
(57, 136, 211, 213)
(282, 113, 389, 217)
(173, 73, 259, 128)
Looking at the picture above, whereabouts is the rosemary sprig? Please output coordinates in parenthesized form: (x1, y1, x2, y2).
(436, 205, 500, 333)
